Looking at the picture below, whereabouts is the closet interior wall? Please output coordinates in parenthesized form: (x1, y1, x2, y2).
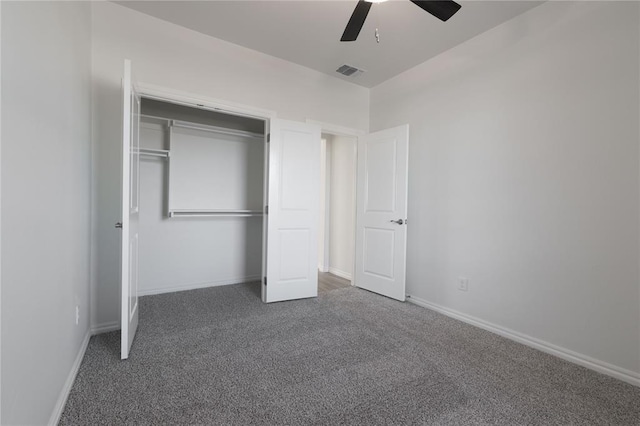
(138, 99, 266, 296)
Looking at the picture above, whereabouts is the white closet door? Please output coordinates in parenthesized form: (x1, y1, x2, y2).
(120, 59, 141, 359)
(264, 120, 321, 303)
(354, 125, 409, 301)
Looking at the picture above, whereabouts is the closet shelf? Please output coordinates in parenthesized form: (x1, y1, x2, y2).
(169, 209, 264, 218)
(141, 114, 264, 140)
(172, 120, 264, 140)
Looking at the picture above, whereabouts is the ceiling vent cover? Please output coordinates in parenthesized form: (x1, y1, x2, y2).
(336, 64, 365, 77)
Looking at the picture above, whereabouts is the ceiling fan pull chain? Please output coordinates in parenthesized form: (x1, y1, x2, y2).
(374, 3, 380, 43)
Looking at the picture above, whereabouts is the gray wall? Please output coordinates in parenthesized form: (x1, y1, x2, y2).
(371, 1, 640, 377)
(1, 1, 92, 424)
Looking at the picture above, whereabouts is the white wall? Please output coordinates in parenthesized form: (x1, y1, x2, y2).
(328, 136, 357, 279)
(1, 2, 92, 424)
(91, 2, 369, 328)
(318, 137, 330, 272)
(371, 1, 640, 379)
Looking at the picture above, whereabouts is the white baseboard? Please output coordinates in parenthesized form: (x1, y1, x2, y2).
(91, 321, 119, 335)
(406, 294, 640, 388)
(48, 331, 91, 426)
(328, 267, 352, 281)
(137, 275, 261, 297)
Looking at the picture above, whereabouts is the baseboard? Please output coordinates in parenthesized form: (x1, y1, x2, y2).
(328, 267, 352, 281)
(406, 294, 640, 387)
(48, 331, 91, 426)
(137, 275, 261, 297)
(91, 321, 119, 335)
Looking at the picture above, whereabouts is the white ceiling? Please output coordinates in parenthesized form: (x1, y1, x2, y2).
(117, 0, 543, 88)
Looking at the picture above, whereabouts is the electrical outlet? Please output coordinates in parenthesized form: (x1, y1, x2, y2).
(458, 277, 469, 292)
(75, 306, 80, 325)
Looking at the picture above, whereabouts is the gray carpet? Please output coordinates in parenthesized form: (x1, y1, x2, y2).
(60, 283, 640, 425)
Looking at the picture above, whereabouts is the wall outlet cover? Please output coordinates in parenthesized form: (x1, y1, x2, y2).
(458, 277, 469, 292)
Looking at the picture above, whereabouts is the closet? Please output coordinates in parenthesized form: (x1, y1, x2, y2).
(120, 58, 322, 359)
(137, 99, 266, 297)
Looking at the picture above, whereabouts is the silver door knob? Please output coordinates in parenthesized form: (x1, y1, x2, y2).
(115, 222, 122, 229)
(390, 219, 404, 225)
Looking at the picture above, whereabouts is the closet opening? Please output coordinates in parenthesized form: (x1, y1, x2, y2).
(317, 133, 358, 294)
(137, 97, 267, 300)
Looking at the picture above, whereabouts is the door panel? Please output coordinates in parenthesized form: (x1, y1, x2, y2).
(279, 229, 310, 280)
(264, 120, 321, 303)
(354, 125, 409, 301)
(121, 59, 140, 359)
(363, 227, 395, 279)
(365, 139, 397, 212)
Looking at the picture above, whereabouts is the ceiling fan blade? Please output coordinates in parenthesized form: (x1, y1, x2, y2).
(341, 0, 373, 42)
(410, 0, 462, 22)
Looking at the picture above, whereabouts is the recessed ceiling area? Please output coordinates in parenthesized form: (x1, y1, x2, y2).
(116, 0, 544, 88)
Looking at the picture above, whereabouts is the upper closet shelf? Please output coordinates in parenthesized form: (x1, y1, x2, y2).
(140, 114, 264, 140)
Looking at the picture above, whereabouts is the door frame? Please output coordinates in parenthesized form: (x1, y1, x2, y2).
(306, 120, 365, 287)
(318, 137, 331, 273)
(136, 83, 277, 122)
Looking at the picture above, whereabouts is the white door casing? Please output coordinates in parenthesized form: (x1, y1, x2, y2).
(264, 120, 321, 303)
(354, 125, 409, 301)
(121, 59, 140, 359)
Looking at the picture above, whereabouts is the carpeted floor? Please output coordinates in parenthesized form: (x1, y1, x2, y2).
(60, 283, 640, 425)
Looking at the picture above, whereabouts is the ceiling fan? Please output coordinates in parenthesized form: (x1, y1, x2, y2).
(340, 0, 462, 42)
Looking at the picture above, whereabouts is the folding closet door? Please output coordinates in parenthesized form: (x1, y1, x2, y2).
(263, 120, 321, 303)
(120, 59, 141, 359)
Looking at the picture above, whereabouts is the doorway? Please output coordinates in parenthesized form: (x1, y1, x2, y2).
(317, 133, 358, 293)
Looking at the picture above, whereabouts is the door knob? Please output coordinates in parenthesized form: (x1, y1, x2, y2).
(115, 222, 123, 229)
(390, 219, 404, 225)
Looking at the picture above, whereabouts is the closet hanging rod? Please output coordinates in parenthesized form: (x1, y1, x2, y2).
(139, 114, 264, 140)
(171, 120, 265, 140)
(169, 210, 264, 218)
(139, 152, 167, 158)
(137, 148, 170, 158)
(170, 209, 264, 214)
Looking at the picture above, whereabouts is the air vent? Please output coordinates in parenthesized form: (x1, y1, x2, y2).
(336, 64, 365, 77)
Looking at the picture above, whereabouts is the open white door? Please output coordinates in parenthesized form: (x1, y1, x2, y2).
(120, 59, 141, 359)
(354, 125, 409, 301)
(263, 120, 321, 303)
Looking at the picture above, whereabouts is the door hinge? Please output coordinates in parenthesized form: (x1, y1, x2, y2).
(265, 205, 269, 215)
(263, 277, 267, 286)
(267, 133, 270, 143)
